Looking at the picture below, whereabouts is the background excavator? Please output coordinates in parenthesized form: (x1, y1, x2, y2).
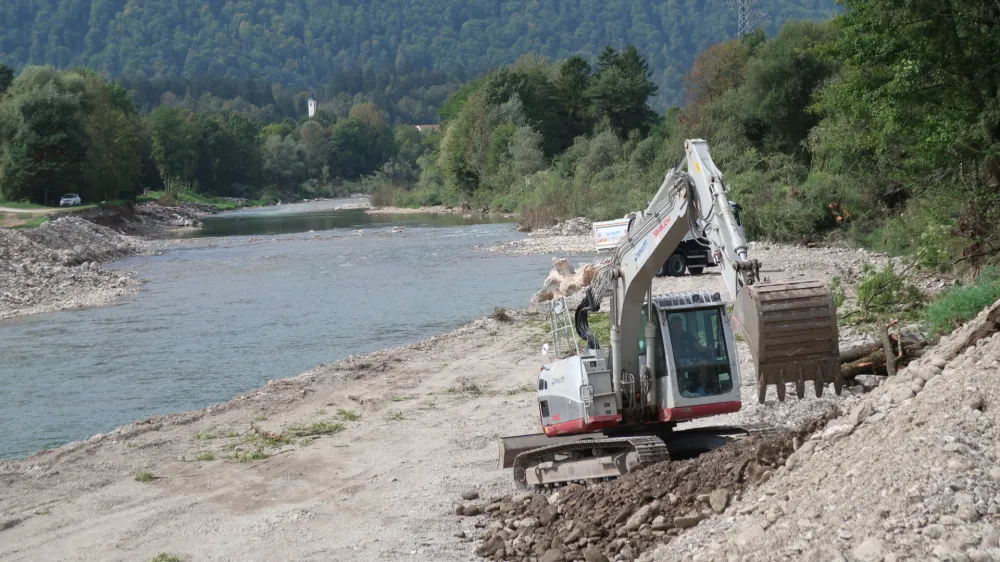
(499, 139, 843, 488)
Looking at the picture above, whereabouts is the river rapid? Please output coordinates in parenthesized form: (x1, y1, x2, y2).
(0, 200, 560, 459)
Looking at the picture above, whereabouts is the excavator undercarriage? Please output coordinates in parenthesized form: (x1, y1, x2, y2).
(500, 424, 775, 489)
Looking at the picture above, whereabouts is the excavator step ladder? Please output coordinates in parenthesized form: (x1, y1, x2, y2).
(548, 296, 580, 359)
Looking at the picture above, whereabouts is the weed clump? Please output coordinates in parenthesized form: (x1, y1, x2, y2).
(287, 421, 345, 437)
(134, 471, 155, 482)
(337, 409, 361, 421)
(927, 267, 1000, 336)
(491, 307, 513, 322)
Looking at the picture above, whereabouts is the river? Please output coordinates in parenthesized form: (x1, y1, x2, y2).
(0, 200, 562, 459)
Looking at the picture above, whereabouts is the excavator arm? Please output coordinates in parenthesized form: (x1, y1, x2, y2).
(582, 139, 842, 403)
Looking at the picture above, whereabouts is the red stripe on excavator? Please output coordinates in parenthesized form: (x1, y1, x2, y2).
(660, 401, 741, 421)
(542, 414, 621, 436)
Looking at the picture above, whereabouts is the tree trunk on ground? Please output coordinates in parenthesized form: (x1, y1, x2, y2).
(880, 324, 897, 378)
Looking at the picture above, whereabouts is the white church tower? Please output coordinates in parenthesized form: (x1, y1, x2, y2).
(307, 95, 317, 118)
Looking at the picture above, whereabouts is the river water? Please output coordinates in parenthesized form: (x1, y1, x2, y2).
(0, 200, 562, 459)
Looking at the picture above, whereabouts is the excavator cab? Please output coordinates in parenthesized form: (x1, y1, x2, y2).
(642, 292, 742, 422)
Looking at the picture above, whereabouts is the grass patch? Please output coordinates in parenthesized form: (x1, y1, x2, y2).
(194, 452, 215, 461)
(286, 421, 345, 437)
(251, 415, 268, 421)
(926, 267, 1000, 336)
(193, 432, 218, 440)
(138, 190, 264, 211)
(337, 409, 361, 421)
(230, 448, 271, 463)
(387, 411, 406, 421)
(242, 430, 290, 447)
(0, 199, 53, 209)
(447, 377, 489, 396)
(390, 395, 416, 402)
(9, 215, 50, 229)
(506, 382, 536, 395)
(134, 471, 155, 482)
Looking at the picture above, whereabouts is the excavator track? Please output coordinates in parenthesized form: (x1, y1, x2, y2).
(512, 435, 669, 489)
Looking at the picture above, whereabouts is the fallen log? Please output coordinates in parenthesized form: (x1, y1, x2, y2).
(839, 332, 930, 379)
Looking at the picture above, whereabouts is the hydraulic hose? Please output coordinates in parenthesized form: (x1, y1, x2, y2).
(574, 289, 602, 349)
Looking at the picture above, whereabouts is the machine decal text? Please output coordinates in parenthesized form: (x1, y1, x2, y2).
(653, 217, 672, 239)
(633, 239, 648, 263)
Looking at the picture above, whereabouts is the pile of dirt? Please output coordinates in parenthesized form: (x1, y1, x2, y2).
(467, 410, 840, 562)
(20, 215, 140, 264)
(645, 298, 1000, 562)
(530, 218, 593, 237)
(79, 202, 204, 235)
(0, 216, 144, 320)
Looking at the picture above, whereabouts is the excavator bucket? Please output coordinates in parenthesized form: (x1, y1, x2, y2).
(734, 279, 843, 402)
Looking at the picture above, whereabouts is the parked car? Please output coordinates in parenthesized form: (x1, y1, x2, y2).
(59, 193, 81, 206)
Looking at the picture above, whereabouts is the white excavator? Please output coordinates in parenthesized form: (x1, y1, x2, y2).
(499, 139, 843, 488)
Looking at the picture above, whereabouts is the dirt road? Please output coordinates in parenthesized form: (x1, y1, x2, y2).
(0, 240, 931, 562)
(0, 206, 62, 214)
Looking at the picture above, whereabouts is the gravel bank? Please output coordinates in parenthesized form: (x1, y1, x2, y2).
(0, 240, 939, 562)
(0, 216, 149, 321)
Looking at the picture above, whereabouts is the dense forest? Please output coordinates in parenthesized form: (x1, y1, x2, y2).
(1, 0, 997, 278)
(389, 0, 999, 276)
(0, 64, 433, 205)
(0, 0, 836, 110)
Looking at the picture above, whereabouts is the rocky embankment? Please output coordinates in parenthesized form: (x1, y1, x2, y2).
(0, 216, 148, 320)
(79, 202, 206, 235)
(481, 217, 595, 257)
(649, 300, 1000, 562)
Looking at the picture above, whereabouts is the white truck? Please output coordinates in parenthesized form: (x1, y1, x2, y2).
(592, 201, 743, 277)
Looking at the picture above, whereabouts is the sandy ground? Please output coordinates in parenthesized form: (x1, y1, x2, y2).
(0, 235, 951, 562)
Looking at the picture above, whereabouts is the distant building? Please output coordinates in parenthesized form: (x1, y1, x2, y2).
(307, 96, 317, 118)
(415, 124, 440, 133)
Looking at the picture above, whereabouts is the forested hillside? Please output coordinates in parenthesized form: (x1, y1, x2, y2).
(0, 0, 836, 109)
(390, 0, 1000, 276)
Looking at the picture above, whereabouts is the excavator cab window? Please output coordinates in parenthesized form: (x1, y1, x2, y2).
(665, 308, 733, 398)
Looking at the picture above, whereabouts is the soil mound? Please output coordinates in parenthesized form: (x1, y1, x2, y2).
(471, 410, 839, 561)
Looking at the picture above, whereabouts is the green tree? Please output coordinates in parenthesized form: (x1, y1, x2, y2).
(262, 134, 306, 199)
(193, 113, 261, 197)
(586, 46, 658, 139)
(149, 105, 197, 194)
(737, 21, 840, 156)
(0, 67, 92, 204)
(819, 0, 1000, 268)
(76, 70, 142, 201)
(0, 64, 13, 96)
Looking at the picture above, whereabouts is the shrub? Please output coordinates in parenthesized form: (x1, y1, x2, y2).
(369, 183, 398, 207)
(926, 267, 1000, 336)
